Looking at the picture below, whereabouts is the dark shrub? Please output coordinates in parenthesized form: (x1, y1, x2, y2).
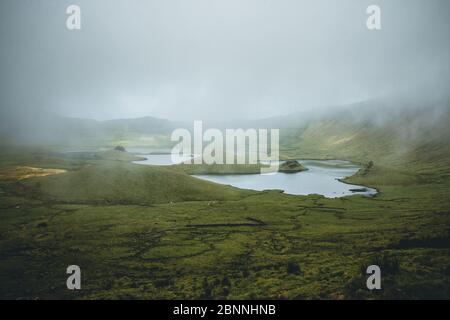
(201, 278, 212, 299)
(221, 276, 231, 286)
(360, 253, 400, 276)
(287, 261, 301, 275)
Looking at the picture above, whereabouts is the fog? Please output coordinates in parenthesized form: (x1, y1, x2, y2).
(1, 0, 449, 123)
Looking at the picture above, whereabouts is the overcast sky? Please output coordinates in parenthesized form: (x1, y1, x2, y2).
(1, 0, 449, 121)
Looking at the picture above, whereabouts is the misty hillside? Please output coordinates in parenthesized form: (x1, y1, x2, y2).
(0, 112, 178, 146)
(279, 98, 450, 166)
(2, 96, 450, 171)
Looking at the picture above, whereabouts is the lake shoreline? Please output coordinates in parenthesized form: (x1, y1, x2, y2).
(131, 153, 377, 198)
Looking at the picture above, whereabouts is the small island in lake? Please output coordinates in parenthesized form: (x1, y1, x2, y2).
(278, 160, 307, 173)
(114, 145, 127, 152)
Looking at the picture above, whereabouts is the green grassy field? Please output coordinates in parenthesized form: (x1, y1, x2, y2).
(0, 115, 450, 299)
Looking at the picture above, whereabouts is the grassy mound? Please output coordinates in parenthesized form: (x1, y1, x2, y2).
(20, 161, 251, 205)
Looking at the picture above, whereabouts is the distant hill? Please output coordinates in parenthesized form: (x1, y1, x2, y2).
(0, 111, 180, 147)
(2, 95, 449, 169)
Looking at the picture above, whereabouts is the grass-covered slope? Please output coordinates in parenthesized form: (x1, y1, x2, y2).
(18, 161, 250, 205)
(282, 102, 450, 167)
(1, 176, 449, 299)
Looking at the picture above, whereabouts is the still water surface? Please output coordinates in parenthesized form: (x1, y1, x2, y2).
(132, 153, 377, 198)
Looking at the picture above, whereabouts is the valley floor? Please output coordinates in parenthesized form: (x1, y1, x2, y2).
(0, 147, 449, 299)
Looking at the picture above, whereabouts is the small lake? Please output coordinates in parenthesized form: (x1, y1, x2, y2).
(132, 152, 196, 165)
(132, 154, 377, 198)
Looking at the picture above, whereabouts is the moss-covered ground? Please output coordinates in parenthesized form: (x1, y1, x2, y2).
(0, 140, 449, 299)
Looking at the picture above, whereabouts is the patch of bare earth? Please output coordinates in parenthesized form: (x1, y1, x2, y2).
(0, 166, 67, 180)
